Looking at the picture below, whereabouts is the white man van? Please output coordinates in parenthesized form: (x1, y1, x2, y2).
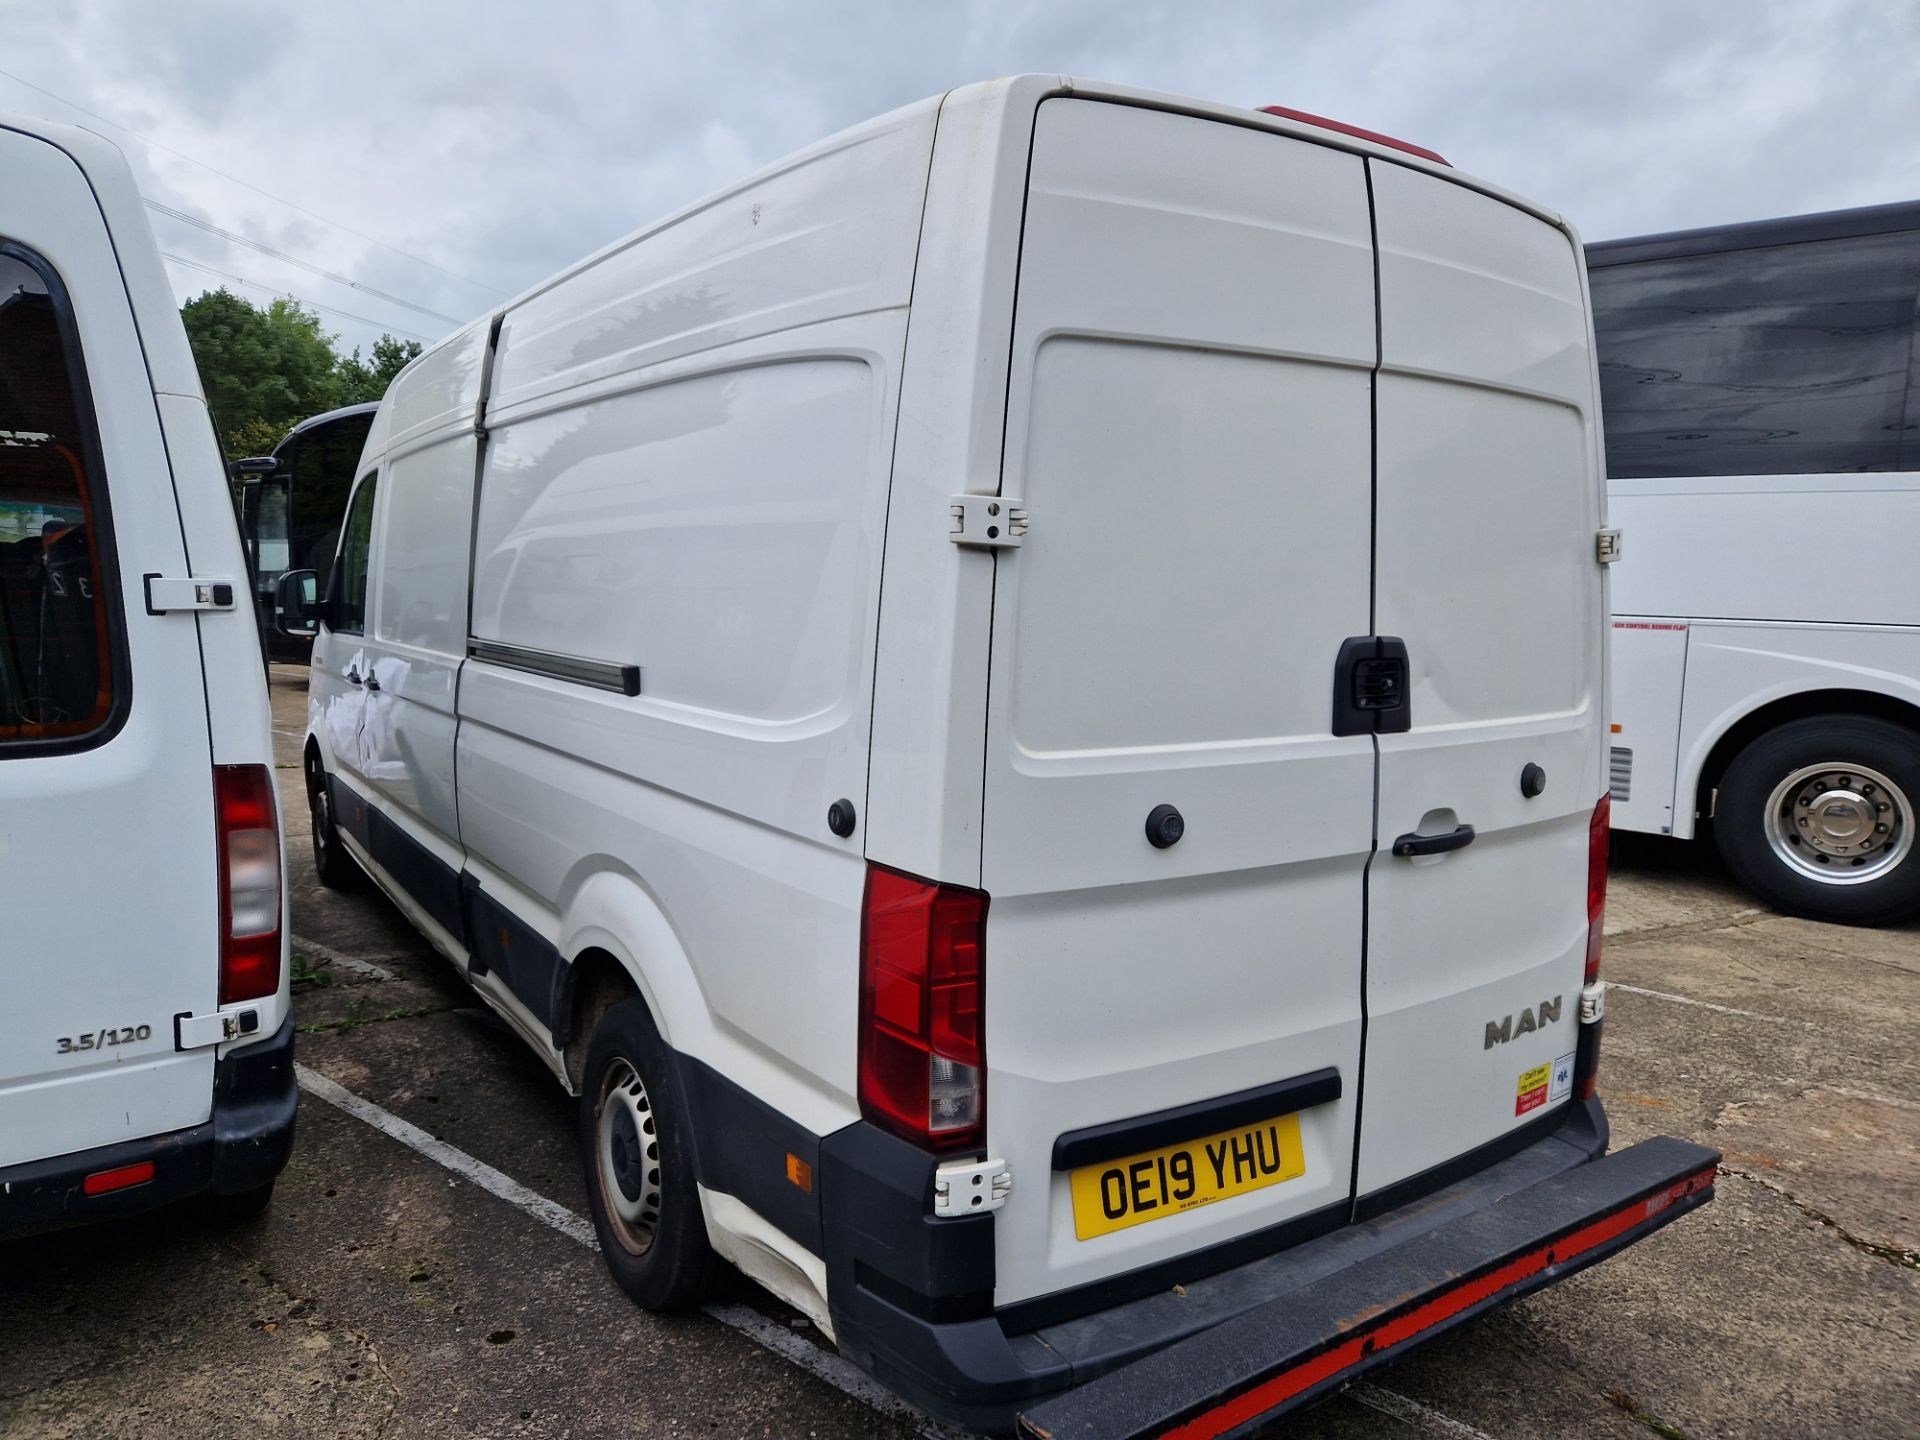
(288, 77, 1715, 1436)
(0, 117, 295, 1235)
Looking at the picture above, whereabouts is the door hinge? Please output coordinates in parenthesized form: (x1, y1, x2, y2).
(144, 573, 237, 614)
(1580, 982, 1607, 1025)
(949, 494, 1027, 550)
(933, 1156, 1011, 1217)
(174, 1006, 263, 1051)
(1596, 528, 1623, 565)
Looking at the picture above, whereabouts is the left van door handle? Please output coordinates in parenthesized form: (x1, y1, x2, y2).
(1392, 824, 1475, 858)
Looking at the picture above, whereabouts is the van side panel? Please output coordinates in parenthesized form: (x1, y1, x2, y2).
(981, 100, 1379, 1306)
(1358, 162, 1605, 1196)
(866, 78, 1043, 887)
(453, 102, 938, 1140)
(487, 104, 937, 419)
(359, 327, 485, 869)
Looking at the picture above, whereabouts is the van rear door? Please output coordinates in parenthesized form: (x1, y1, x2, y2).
(1355, 162, 1604, 1198)
(0, 123, 220, 1166)
(979, 99, 1377, 1305)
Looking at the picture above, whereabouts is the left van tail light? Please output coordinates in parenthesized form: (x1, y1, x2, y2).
(858, 864, 987, 1154)
(216, 764, 282, 1004)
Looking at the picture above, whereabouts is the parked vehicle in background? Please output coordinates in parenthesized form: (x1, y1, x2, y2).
(287, 76, 1715, 1436)
(1591, 200, 1920, 925)
(232, 401, 378, 664)
(0, 115, 295, 1236)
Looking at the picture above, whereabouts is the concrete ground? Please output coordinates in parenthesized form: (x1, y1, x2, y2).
(3, 665, 1915, 1439)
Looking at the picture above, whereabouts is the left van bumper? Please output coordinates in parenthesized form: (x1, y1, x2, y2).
(0, 1011, 298, 1239)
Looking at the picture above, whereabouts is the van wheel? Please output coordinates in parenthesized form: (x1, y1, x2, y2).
(306, 763, 358, 890)
(578, 997, 715, 1310)
(200, 1180, 275, 1225)
(1714, 715, 1920, 926)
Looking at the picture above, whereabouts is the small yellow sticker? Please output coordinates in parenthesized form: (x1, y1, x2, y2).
(1516, 1062, 1551, 1116)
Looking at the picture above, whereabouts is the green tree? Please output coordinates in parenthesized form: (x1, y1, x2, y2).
(180, 289, 342, 457)
(180, 289, 423, 458)
(334, 334, 423, 406)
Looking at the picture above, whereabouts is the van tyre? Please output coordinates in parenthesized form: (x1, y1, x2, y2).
(579, 997, 716, 1310)
(200, 1180, 275, 1225)
(1715, 715, 1920, 926)
(306, 761, 358, 890)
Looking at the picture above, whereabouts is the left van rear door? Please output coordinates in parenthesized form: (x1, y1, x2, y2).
(979, 99, 1378, 1307)
(0, 123, 220, 1165)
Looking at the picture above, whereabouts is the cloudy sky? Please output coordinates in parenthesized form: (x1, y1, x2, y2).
(8, 0, 1917, 357)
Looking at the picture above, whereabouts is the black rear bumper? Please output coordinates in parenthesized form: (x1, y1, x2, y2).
(1017, 1132, 1717, 1438)
(0, 1011, 298, 1239)
(824, 1099, 1716, 1436)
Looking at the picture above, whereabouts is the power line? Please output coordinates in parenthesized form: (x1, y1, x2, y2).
(0, 65, 508, 299)
(146, 200, 463, 326)
(161, 251, 433, 343)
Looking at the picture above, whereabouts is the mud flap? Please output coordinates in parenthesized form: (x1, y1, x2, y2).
(1016, 1135, 1718, 1440)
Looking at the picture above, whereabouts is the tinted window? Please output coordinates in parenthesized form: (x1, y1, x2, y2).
(1591, 229, 1920, 478)
(279, 409, 373, 594)
(0, 245, 121, 748)
(333, 472, 378, 635)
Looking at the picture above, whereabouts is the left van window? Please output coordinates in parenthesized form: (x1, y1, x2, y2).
(0, 244, 121, 749)
(333, 471, 378, 635)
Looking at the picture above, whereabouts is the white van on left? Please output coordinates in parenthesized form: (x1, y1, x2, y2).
(0, 115, 295, 1235)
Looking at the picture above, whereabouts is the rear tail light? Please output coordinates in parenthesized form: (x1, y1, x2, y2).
(858, 864, 987, 1153)
(1257, 105, 1450, 165)
(217, 764, 283, 1005)
(1586, 794, 1610, 985)
(1578, 794, 1611, 1100)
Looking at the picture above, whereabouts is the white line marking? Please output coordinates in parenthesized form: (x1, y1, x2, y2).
(1351, 1383, 1503, 1439)
(703, 1302, 957, 1433)
(297, 1064, 596, 1246)
(1606, 983, 1807, 1025)
(295, 1064, 952, 1435)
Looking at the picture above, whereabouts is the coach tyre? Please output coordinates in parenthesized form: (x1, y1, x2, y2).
(1714, 714, 1920, 926)
(579, 996, 716, 1309)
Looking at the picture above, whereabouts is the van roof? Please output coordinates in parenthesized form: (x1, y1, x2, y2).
(386, 75, 1570, 398)
(0, 110, 207, 405)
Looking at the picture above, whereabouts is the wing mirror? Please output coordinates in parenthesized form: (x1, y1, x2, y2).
(228, 455, 280, 482)
(273, 568, 320, 637)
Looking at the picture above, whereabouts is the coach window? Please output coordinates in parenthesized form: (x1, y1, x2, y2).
(1592, 228, 1920, 478)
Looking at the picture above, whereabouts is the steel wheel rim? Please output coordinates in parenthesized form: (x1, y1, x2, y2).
(1764, 761, 1913, 885)
(594, 1056, 662, 1256)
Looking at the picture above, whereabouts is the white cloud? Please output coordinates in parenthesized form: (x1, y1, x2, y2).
(5, 0, 1915, 355)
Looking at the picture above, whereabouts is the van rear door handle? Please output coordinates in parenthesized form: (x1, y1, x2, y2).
(1392, 824, 1475, 858)
(364, 671, 381, 692)
(346, 666, 362, 686)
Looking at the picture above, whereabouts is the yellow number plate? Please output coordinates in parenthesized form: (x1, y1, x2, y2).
(1069, 1112, 1307, 1240)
